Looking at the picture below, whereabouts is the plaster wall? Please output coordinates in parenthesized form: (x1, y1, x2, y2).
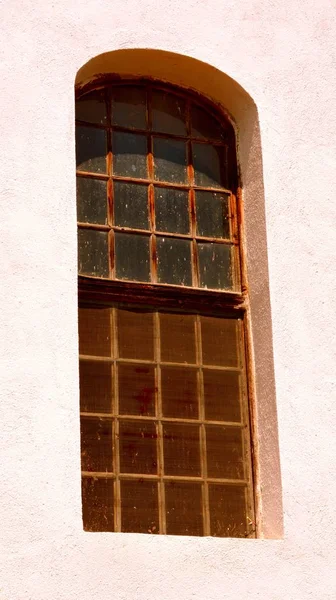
(0, 0, 336, 599)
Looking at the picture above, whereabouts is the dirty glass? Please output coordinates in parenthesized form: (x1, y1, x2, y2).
(78, 228, 109, 277)
(209, 484, 247, 537)
(196, 190, 230, 239)
(76, 125, 107, 173)
(191, 103, 226, 142)
(113, 181, 149, 229)
(193, 143, 225, 188)
(114, 232, 150, 282)
(165, 482, 203, 536)
(76, 89, 107, 126)
(113, 132, 147, 179)
(112, 86, 147, 130)
(157, 237, 192, 286)
(82, 477, 114, 532)
(77, 177, 107, 225)
(197, 242, 232, 290)
(119, 420, 157, 474)
(152, 90, 186, 136)
(121, 480, 159, 534)
(153, 138, 187, 184)
(155, 187, 189, 234)
(206, 425, 244, 479)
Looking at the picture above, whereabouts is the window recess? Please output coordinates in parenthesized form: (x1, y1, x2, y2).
(76, 81, 255, 537)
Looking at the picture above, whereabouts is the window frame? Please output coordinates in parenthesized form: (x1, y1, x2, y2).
(76, 77, 257, 538)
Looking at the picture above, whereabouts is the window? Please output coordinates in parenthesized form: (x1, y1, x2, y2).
(76, 81, 255, 537)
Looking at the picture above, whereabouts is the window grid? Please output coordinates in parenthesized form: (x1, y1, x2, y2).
(76, 82, 240, 292)
(80, 306, 254, 536)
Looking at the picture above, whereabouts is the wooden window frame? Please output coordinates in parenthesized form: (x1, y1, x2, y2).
(77, 78, 257, 537)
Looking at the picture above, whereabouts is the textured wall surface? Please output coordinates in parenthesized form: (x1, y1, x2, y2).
(0, 0, 336, 598)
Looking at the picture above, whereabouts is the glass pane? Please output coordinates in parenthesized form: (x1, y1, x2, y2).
(115, 232, 150, 282)
(203, 369, 241, 423)
(197, 242, 232, 290)
(201, 316, 239, 367)
(78, 307, 112, 357)
(80, 361, 112, 413)
(152, 90, 186, 136)
(161, 366, 198, 420)
(209, 484, 247, 537)
(82, 477, 114, 532)
(121, 480, 159, 534)
(196, 191, 230, 239)
(78, 228, 109, 277)
(113, 132, 147, 178)
(80, 417, 113, 472)
(153, 138, 187, 184)
(76, 89, 107, 125)
(119, 420, 157, 474)
(163, 423, 200, 476)
(160, 313, 196, 364)
(112, 86, 147, 129)
(76, 125, 107, 173)
(117, 308, 154, 360)
(76, 177, 107, 225)
(157, 237, 192, 286)
(165, 482, 203, 536)
(155, 187, 189, 234)
(206, 425, 244, 479)
(193, 143, 225, 188)
(118, 363, 156, 416)
(113, 181, 149, 229)
(191, 104, 226, 142)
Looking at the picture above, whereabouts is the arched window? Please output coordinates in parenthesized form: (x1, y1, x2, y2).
(76, 80, 255, 537)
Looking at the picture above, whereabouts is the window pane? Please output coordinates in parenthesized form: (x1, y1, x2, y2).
(121, 480, 159, 534)
(155, 187, 189, 234)
(157, 237, 192, 286)
(191, 104, 226, 142)
(113, 181, 149, 229)
(209, 484, 247, 537)
(82, 477, 114, 532)
(76, 125, 107, 173)
(196, 191, 230, 239)
(160, 313, 196, 364)
(193, 143, 225, 188)
(78, 307, 112, 357)
(163, 423, 201, 476)
(201, 316, 239, 367)
(78, 228, 109, 277)
(80, 361, 112, 413)
(113, 132, 147, 178)
(115, 232, 150, 282)
(165, 482, 203, 536)
(161, 366, 198, 420)
(119, 420, 157, 474)
(197, 242, 232, 290)
(81, 417, 113, 472)
(76, 89, 107, 126)
(152, 90, 186, 136)
(206, 425, 244, 479)
(118, 364, 156, 416)
(112, 86, 147, 129)
(203, 369, 241, 423)
(153, 138, 187, 184)
(117, 309, 154, 360)
(77, 177, 107, 225)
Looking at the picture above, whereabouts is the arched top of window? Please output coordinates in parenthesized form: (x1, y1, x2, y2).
(76, 81, 240, 293)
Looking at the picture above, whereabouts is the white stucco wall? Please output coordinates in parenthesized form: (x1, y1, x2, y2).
(1, 0, 336, 598)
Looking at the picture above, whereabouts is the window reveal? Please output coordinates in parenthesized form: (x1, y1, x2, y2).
(76, 82, 255, 537)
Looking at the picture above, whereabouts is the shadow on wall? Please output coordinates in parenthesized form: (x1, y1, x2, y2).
(75, 48, 283, 539)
